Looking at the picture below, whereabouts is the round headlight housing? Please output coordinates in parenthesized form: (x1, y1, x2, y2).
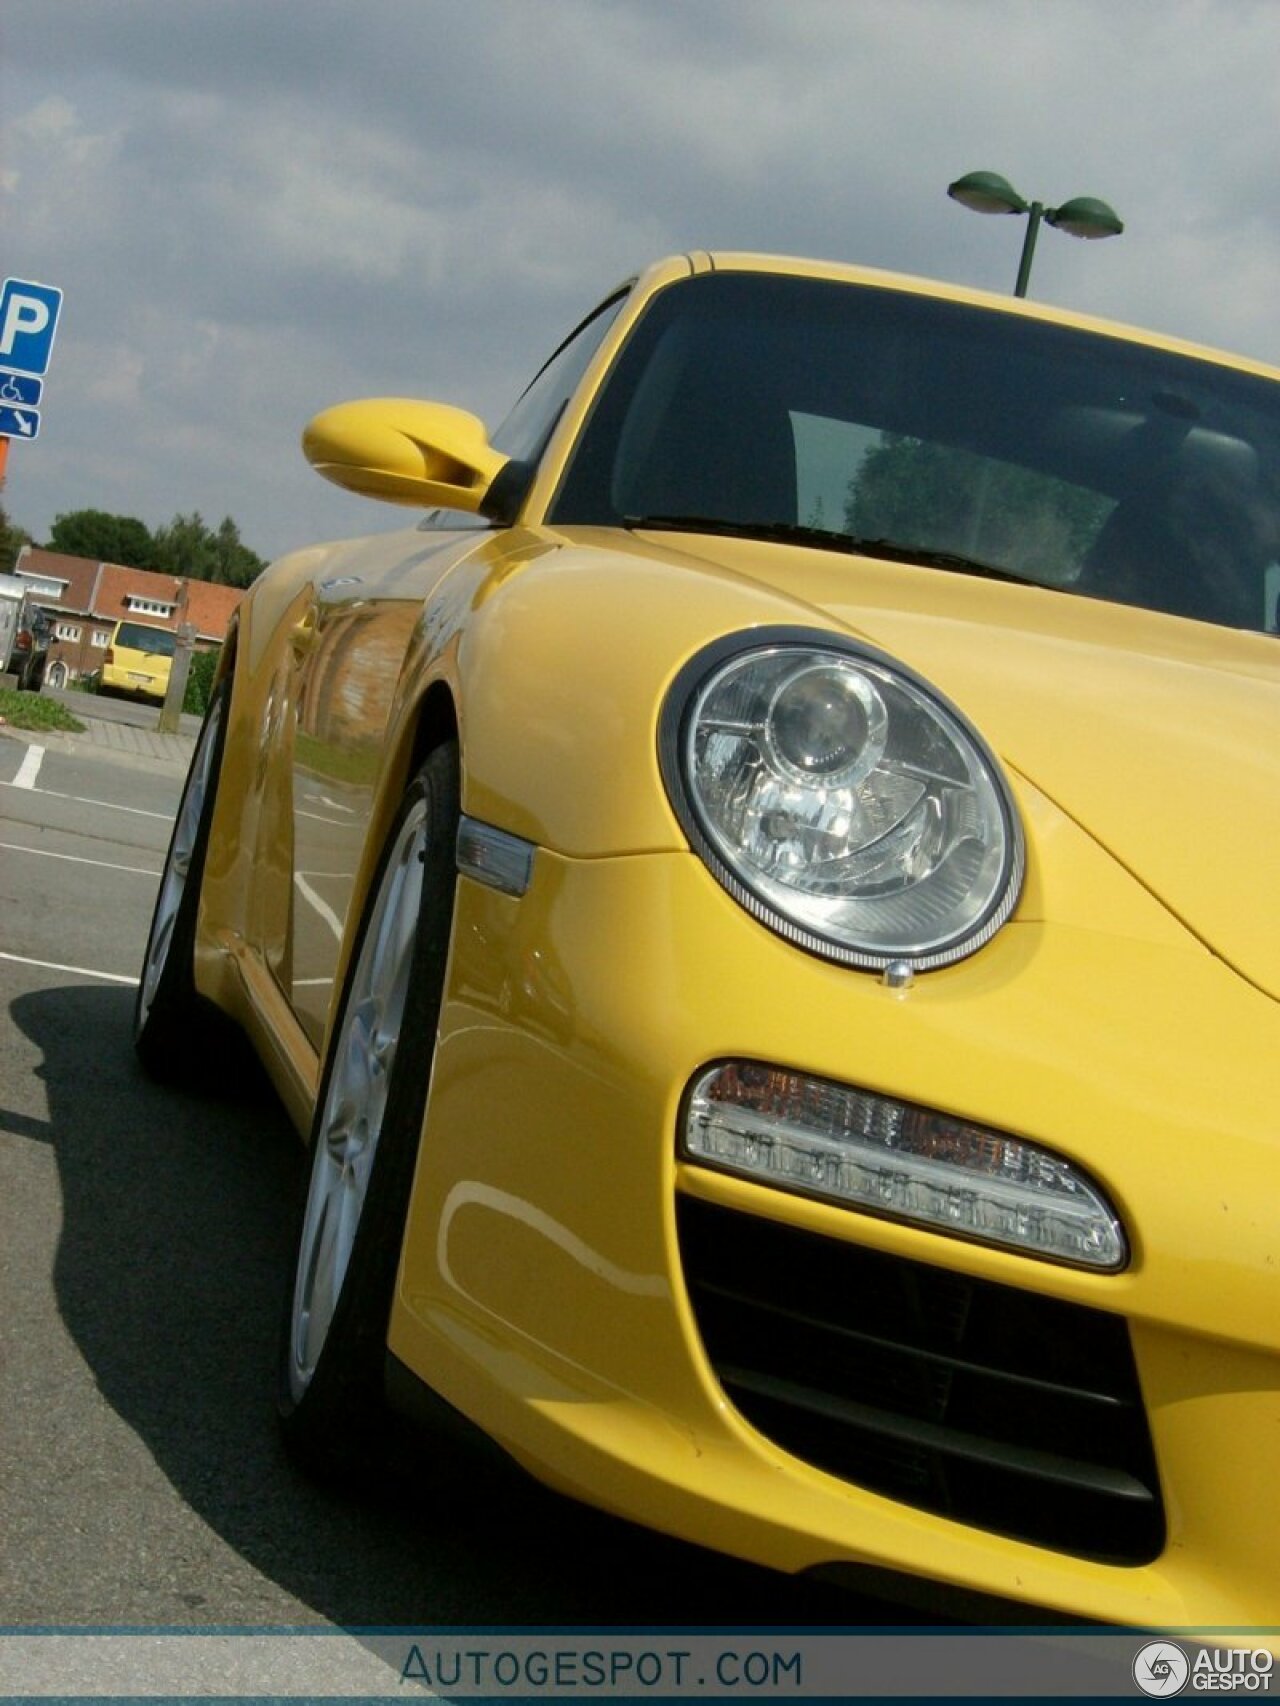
(660, 632, 1024, 970)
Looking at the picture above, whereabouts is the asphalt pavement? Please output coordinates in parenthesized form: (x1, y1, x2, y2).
(0, 722, 906, 1631)
(0, 690, 198, 775)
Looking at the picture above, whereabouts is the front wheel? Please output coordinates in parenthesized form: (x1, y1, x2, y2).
(277, 741, 460, 1477)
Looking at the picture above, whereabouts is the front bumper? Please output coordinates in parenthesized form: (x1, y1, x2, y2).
(388, 841, 1280, 1627)
(101, 661, 168, 700)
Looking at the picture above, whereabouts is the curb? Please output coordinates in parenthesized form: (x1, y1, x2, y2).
(0, 717, 195, 776)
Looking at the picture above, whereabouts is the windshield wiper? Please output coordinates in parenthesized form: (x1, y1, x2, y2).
(845, 537, 1035, 585)
(626, 514, 864, 553)
(624, 515, 1034, 585)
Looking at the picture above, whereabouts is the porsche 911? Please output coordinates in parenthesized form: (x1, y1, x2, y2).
(136, 251, 1279, 1627)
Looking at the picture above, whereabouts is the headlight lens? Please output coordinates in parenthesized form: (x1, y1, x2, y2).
(660, 633, 1023, 969)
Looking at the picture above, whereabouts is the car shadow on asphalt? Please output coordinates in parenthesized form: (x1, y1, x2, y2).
(12, 982, 933, 1629)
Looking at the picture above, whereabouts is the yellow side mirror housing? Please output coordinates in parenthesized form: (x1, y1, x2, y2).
(302, 398, 511, 513)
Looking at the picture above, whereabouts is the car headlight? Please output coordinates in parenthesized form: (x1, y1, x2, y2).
(659, 630, 1024, 970)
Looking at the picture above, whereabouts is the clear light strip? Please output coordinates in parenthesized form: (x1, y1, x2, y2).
(456, 816, 536, 897)
(684, 1062, 1126, 1270)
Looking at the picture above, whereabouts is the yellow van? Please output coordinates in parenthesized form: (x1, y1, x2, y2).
(101, 619, 176, 701)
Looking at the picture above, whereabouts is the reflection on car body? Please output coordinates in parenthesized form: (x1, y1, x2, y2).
(136, 252, 1280, 1627)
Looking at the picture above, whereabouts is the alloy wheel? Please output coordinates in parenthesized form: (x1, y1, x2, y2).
(287, 799, 428, 1401)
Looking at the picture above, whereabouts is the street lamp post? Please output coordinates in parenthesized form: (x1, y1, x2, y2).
(947, 171, 1123, 297)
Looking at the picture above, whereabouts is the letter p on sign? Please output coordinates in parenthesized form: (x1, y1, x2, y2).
(0, 279, 63, 376)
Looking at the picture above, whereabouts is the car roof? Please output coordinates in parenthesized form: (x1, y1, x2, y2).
(659, 250, 1280, 385)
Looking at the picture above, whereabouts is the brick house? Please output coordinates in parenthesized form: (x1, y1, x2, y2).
(11, 547, 243, 687)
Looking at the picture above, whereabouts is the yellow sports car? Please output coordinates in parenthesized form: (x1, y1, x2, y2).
(135, 252, 1279, 1627)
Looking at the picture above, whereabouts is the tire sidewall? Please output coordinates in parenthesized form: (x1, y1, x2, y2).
(276, 741, 460, 1466)
(133, 681, 229, 1073)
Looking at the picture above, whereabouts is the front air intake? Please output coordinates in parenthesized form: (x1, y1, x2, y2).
(677, 1197, 1163, 1564)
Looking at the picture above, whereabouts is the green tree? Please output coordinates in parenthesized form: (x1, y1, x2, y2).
(37, 504, 266, 586)
(151, 511, 217, 581)
(0, 503, 32, 574)
(211, 514, 265, 588)
(153, 511, 264, 588)
(183, 647, 219, 717)
(47, 508, 156, 569)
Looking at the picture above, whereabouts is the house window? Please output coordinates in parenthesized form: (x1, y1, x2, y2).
(56, 621, 81, 642)
(125, 595, 176, 618)
(17, 575, 68, 599)
(90, 629, 110, 649)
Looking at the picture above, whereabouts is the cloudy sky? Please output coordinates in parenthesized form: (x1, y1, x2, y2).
(4, 0, 1280, 563)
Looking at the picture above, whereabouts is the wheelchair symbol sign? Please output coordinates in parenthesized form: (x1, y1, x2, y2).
(0, 370, 42, 407)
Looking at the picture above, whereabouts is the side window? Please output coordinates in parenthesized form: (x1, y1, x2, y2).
(419, 290, 629, 533)
(490, 290, 629, 463)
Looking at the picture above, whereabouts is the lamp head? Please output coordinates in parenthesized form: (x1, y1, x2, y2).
(1046, 196, 1124, 239)
(947, 171, 1028, 216)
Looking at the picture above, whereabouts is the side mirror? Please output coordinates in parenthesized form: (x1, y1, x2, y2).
(302, 398, 512, 514)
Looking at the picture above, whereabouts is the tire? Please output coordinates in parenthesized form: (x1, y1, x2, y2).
(15, 653, 42, 691)
(277, 741, 460, 1478)
(134, 682, 235, 1083)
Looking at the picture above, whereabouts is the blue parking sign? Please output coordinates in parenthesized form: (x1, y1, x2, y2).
(0, 278, 63, 377)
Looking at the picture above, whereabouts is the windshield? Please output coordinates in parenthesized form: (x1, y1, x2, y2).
(115, 622, 177, 655)
(553, 271, 1280, 633)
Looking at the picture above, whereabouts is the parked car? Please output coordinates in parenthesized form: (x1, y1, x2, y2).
(135, 251, 1280, 1627)
(0, 574, 37, 685)
(100, 618, 176, 700)
(10, 601, 51, 692)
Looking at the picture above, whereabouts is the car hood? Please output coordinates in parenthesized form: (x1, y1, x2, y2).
(638, 530, 1280, 1002)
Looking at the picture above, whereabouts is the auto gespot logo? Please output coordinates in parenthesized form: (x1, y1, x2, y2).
(1134, 1642, 1275, 1696)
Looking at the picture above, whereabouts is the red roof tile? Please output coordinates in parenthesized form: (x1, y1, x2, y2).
(13, 547, 100, 611)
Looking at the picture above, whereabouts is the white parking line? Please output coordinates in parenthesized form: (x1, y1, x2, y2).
(294, 873, 344, 940)
(0, 779, 173, 821)
(12, 745, 44, 789)
(295, 807, 360, 828)
(0, 841, 160, 877)
(0, 949, 138, 986)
